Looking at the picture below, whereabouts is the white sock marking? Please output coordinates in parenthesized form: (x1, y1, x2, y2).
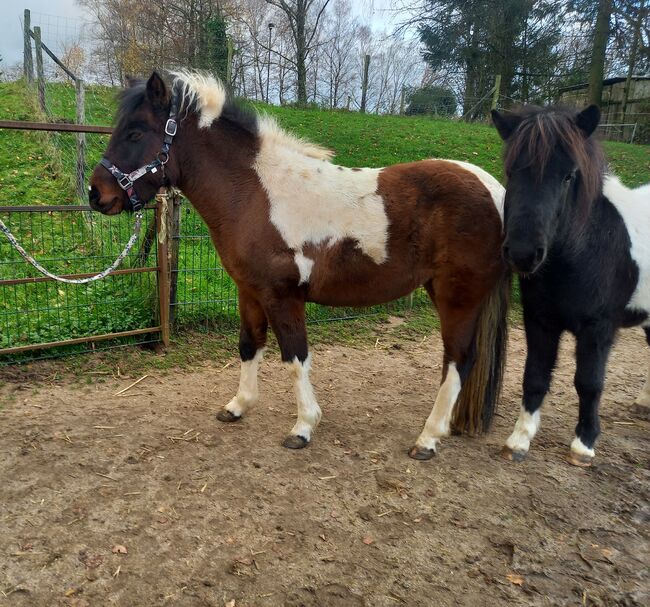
(294, 251, 314, 285)
(288, 354, 321, 440)
(415, 363, 462, 451)
(570, 436, 595, 458)
(224, 348, 265, 417)
(505, 406, 541, 453)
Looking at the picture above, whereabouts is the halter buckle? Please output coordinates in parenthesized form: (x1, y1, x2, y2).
(118, 175, 133, 190)
(165, 119, 178, 137)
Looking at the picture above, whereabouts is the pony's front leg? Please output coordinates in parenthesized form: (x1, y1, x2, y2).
(503, 319, 561, 462)
(267, 298, 321, 449)
(568, 327, 614, 467)
(217, 292, 268, 423)
(635, 328, 650, 407)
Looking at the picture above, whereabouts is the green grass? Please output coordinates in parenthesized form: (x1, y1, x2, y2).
(1, 79, 649, 360)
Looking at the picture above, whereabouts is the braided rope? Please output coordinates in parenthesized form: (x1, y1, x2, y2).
(0, 211, 144, 285)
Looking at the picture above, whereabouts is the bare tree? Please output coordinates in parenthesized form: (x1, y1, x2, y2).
(264, 0, 331, 105)
(320, 0, 359, 108)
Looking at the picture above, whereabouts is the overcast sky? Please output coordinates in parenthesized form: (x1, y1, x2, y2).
(0, 0, 401, 69)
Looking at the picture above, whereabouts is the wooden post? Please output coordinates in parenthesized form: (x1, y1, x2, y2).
(156, 192, 171, 347)
(75, 79, 87, 203)
(360, 54, 370, 113)
(491, 74, 501, 110)
(34, 26, 46, 114)
(168, 191, 181, 325)
(23, 9, 34, 83)
(346, 95, 351, 111)
(399, 85, 406, 115)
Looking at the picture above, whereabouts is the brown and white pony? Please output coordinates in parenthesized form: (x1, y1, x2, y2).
(89, 71, 509, 460)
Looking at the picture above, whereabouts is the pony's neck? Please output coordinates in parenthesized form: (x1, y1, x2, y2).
(172, 116, 258, 213)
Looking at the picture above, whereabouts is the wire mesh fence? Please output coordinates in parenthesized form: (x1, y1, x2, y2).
(0, 17, 433, 363)
(0, 205, 161, 358)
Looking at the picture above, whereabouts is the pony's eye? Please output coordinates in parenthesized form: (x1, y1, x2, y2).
(564, 172, 573, 183)
(128, 131, 143, 142)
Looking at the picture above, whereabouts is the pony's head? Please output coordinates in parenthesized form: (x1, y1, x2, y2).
(491, 105, 604, 274)
(89, 73, 177, 215)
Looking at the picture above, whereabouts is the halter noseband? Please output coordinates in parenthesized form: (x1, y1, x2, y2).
(100, 90, 180, 212)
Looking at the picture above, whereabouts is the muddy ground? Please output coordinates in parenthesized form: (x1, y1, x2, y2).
(0, 325, 648, 607)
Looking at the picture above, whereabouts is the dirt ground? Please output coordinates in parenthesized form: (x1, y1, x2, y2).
(0, 325, 648, 607)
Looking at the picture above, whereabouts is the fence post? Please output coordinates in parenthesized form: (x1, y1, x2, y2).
(33, 26, 46, 114)
(75, 79, 87, 203)
(23, 9, 34, 83)
(168, 191, 181, 326)
(360, 54, 370, 113)
(156, 191, 171, 347)
(491, 74, 501, 110)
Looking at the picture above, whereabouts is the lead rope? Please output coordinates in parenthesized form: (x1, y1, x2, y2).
(0, 210, 144, 285)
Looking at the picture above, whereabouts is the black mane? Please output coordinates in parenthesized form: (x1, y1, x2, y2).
(503, 106, 606, 213)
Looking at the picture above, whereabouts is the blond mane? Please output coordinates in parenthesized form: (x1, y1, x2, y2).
(170, 70, 334, 161)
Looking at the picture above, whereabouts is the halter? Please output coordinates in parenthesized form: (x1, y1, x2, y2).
(100, 89, 180, 212)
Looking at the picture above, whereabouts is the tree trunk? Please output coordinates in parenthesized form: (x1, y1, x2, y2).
(588, 0, 612, 106)
(296, 14, 308, 106)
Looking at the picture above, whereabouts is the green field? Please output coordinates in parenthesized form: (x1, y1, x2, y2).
(1, 80, 649, 356)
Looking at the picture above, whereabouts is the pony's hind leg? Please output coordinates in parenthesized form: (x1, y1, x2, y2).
(266, 298, 321, 449)
(503, 317, 561, 462)
(568, 326, 615, 467)
(217, 292, 268, 422)
(409, 288, 476, 460)
(635, 327, 650, 407)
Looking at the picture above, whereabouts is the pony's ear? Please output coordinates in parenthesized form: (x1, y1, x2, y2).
(575, 104, 600, 137)
(146, 72, 169, 110)
(491, 110, 522, 141)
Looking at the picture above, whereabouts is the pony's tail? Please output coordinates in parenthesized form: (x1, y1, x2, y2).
(451, 270, 511, 435)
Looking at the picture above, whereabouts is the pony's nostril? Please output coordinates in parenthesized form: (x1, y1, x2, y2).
(88, 185, 102, 206)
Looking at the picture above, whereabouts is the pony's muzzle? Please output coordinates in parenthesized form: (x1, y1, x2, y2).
(88, 185, 123, 215)
(502, 241, 546, 274)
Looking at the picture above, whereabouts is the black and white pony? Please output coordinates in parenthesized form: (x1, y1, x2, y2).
(491, 104, 650, 466)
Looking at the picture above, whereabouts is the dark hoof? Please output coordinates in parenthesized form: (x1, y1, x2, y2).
(408, 445, 435, 460)
(566, 451, 593, 468)
(216, 409, 241, 423)
(282, 435, 309, 449)
(501, 446, 527, 462)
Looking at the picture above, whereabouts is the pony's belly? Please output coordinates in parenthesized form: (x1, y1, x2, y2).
(307, 276, 419, 308)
